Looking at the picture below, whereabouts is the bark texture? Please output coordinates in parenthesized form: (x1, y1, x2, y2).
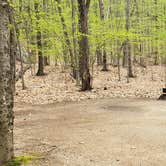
(35, 2, 45, 76)
(98, 0, 108, 71)
(43, 0, 49, 66)
(71, 0, 80, 85)
(56, 0, 76, 78)
(77, 0, 92, 91)
(0, 0, 16, 164)
(125, 0, 134, 78)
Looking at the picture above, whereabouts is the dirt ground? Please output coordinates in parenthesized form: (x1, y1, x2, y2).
(14, 98, 166, 166)
(15, 65, 165, 105)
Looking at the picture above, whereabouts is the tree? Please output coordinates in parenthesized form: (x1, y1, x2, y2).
(43, 0, 49, 66)
(71, 0, 80, 85)
(0, 0, 16, 164)
(125, 0, 134, 79)
(77, 0, 92, 91)
(35, 2, 45, 76)
(11, 0, 166, 88)
(56, 0, 76, 78)
(98, 0, 108, 71)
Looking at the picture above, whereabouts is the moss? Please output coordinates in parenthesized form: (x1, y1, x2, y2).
(4, 155, 38, 166)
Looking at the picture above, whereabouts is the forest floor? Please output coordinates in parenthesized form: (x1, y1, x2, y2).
(14, 98, 166, 166)
(15, 64, 165, 105)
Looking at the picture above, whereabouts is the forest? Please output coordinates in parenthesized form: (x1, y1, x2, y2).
(0, 0, 166, 165)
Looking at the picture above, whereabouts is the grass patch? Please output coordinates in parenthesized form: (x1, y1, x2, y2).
(4, 155, 38, 166)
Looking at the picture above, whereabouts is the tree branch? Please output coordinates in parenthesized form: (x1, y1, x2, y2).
(86, 0, 91, 9)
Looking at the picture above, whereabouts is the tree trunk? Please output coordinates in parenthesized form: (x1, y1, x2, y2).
(56, 0, 76, 78)
(0, 1, 15, 164)
(107, 0, 112, 19)
(98, 0, 108, 71)
(14, 0, 26, 89)
(36, 27, 44, 76)
(71, 0, 80, 85)
(77, 0, 92, 91)
(43, 0, 49, 66)
(101, 50, 108, 71)
(93, 1, 102, 66)
(14, 21, 26, 89)
(126, 40, 134, 77)
(98, 0, 104, 20)
(35, 2, 45, 76)
(96, 47, 102, 65)
(153, 0, 159, 65)
(125, 0, 134, 79)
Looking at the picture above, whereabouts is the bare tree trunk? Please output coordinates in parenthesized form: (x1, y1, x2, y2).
(98, 0, 104, 20)
(71, 0, 80, 85)
(101, 50, 108, 71)
(96, 47, 102, 65)
(14, 20, 26, 89)
(126, 40, 134, 78)
(0, 1, 16, 164)
(13, 0, 26, 89)
(117, 41, 121, 81)
(77, 0, 92, 91)
(125, 0, 134, 79)
(107, 0, 112, 19)
(17, 34, 26, 89)
(35, 2, 45, 76)
(93, 1, 102, 65)
(25, 0, 33, 76)
(43, 0, 49, 66)
(98, 0, 108, 71)
(153, 0, 159, 65)
(56, 0, 76, 78)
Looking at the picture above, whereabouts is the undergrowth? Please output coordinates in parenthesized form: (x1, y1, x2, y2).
(4, 155, 38, 166)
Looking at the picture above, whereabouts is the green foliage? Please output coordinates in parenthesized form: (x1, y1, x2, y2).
(4, 155, 37, 166)
(11, 0, 166, 63)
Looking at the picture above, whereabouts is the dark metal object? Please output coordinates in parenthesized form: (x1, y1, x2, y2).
(163, 88, 166, 94)
(159, 88, 166, 100)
